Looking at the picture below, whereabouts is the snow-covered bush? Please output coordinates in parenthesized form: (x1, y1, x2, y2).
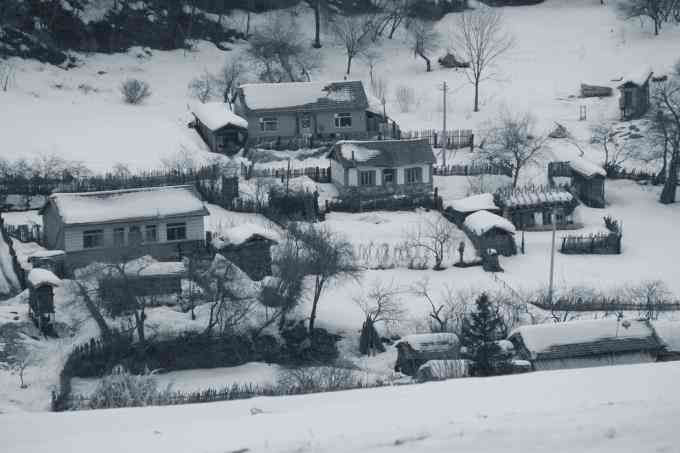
(120, 78, 151, 105)
(188, 71, 217, 103)
(86, 365, 171, 409)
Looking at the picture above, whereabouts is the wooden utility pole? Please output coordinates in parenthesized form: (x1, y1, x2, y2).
(439, 81, 449, 167)
(548, 207, 558, 305)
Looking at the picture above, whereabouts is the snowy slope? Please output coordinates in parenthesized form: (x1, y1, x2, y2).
(3, 361, 680, 453)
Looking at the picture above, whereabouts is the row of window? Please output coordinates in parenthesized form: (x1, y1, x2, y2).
(259, 113, 353, 132)
(82, 223, 187, 249)
(359, 167, 423, 186)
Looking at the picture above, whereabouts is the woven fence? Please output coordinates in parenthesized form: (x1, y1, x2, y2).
(433, 162, 512, 177)
(401, 129, 474, 150)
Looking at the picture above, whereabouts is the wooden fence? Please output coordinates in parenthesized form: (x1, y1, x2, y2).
(2, 223, 42, 244)
(401, 129, 474, 150)
(242, 164, 331, 183)
(560, 232, 622, 254)
(433, 162, 512, 177)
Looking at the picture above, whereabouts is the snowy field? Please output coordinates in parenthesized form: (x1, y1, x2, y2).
(3, 361, 680, 453)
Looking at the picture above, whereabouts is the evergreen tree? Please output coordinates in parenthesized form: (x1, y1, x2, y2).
(460, 293, 507, 376)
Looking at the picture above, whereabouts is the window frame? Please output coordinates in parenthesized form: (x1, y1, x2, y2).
(145, 224, 158, 243)
(334, 112, 352, 129)
(359, 170, 376, 186)
(382, 168, 396, 185)
(166, 222, 187, 241)
(300, 114, 312, 130)
(113, 227, 125, 247)
(405, 167, 423, 184)
(259, 116, 278, 132)
(83, 229, 104, 249)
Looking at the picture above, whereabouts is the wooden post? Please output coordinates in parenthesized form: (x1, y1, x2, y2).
(548, 208, 557, 305)
(469, 133, 474, 153)
(440, 81, 448, 167)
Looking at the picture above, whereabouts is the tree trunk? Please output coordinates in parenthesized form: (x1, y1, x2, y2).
(417, 52, 431, 72)
(660, 153, 678, 204)
(312, 0, 322, 48)
(474, 79, 480, 112)
(308, 276, 322, 335)
(78, 285, 112, 341)
(346, 55, 353, 77)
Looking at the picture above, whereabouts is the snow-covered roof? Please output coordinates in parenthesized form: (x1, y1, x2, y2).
(509, 319, 660, 360)
(568, 156, 606, 178)
(496, 189, 574, 209)
(464, 210, 516, 235)
(619, 67, 653, 87)
(45, 185, 209, 226)
(27, 268, 61, 288)
(328, 139, 436, 168)
(212, 223, 280, 248)
(652, 321, 680, 353)
(396, 333, 460, 354)
(191, 102, 248, 130)
(366, 93, 385, 116)
(239, 81, 368, 112)
(450, 193, 499, 213)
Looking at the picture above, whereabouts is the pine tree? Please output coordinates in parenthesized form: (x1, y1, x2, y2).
(460, 293, 507, 376)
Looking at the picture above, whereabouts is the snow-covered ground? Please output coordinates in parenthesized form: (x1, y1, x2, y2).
(4, 361, 680, 453)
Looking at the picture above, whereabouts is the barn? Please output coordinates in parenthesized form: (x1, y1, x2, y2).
(191, 102, 248, 155)
(508, 319, 663, 371)
(463, 210, 517, 256)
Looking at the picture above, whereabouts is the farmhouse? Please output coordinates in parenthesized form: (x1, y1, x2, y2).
(191, 102, 248, 155)
(463, 210, 517, 256)
(445, 193, 500, 226)
(327, 139, 436, 201)
(233, 81, 390, 143)
(40, 185, 209, 271)
(394, 333, 461, 376)
(495, 186, 578, 231)
(508, 319, 663, 371)
(618, 68, 653, 120)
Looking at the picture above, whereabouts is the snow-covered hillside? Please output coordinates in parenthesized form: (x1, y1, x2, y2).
(3, 361, 680, 453)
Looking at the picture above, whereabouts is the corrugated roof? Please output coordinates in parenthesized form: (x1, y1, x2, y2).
(238, 81, 369, 113)
(496, 189, 574, 209)
(328, 139, 436, 168)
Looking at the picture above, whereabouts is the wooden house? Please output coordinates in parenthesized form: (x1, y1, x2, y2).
(210, 224, 280, 281)
(445, 193, 500, 227)
(394, 333, 460, 376)
(27, 268, 60, 334)
(40, 185, 209, 272)
(618, 68, 653, 120)
(495, 187, 578, 231)
(652, 321, 680, 362)
(191, 102, 248, 155)
(463, 210, 517, 256)
(233, 81, 391, 143)
(508, 319, 663, 371)
(327, 139, 436, 202)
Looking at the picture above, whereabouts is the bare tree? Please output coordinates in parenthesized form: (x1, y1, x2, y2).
(331, 15, 375, 77)
(451, 8, 514, 112)
(0, 60, 16, 92)
(617, 0, 679, 35)
(653, 69, 680, 203)
(406, 216, 459, 270)
(361, 48, 383, 85)
(590, 122, 645, 175)
(353, 280, 405, 355)
(409, 19, 439, 73)
(303, 0, 326, 48)
(215, 59, 245, 108)
(480, 109, 545, 188)
(627, 280, 673, 320)
(188, 70, 217, 103)
(411, 279, 473, 334)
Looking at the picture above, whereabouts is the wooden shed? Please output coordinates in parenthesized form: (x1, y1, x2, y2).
(463, 210, 517, 257)
(617, 68, 653, 120)
(394, 333, 460, 376)
(27, 268, 61, 334)
(210, 224, 280, 281)
(652, 321, 680, 362)
(445, 193, 500, 227)
(495, 186, 578, 231)
(568, 157, 606, 208)
(192, 102, 248, 155)
(509, 319, 663, 371)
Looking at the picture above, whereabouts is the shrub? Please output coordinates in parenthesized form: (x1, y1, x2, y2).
(276, 365, 358, 393)
(86, 365, 171, 409)
(120, 78, 151, 104)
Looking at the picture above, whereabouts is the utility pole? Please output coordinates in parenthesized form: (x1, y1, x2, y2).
(439, 81, 448, 167)
(547, 207, 558, 306)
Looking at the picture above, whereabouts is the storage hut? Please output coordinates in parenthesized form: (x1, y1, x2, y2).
(508, 319, 663, 371)
(568, 157, 606, 208)
(652, 321, 680, 362)
(445, 193, 500, 227)
(191, 102, 248, 155)
(617, 68, 653, 120)
(28, 250, 66, 278)
(394, 333, 460, 376)
(495, 186, 578, 231)
(27, 268, 61, 333)
(463, 210, 517, 256)
(211, 224, 280, 281)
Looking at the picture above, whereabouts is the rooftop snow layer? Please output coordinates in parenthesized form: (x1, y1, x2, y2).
(213, 223, 280, 248)
(568, 156, 606, 178)
(329, 139, 435, 168)
(620, 66, 653, 86)
(499, 189, 573, 209)
(27, 268, 61, 287)
(450, 193, 499, 213)
(239, 81, 367, 111)
(397, 333, 460, 353)
(339, 143, 382, 162)
(510, 319, 655, 356)
(464, 210, 516, 235)
(47, 185, 208, 225)
(652, 321, 680, 352)
(191, 102, 248, 130)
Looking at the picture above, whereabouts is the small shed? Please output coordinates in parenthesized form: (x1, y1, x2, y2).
(508, 319, 663, 371)
(191, 102, 248, 155)
(27, 268, 61, 333)
(463, 210, 517, 256)
(617, 68, 653, 120)
(495, 187, 578, 230)
(211, 224, 280, 281)
(394, 333, 460, 376)
(652, 321, 680, 362)
(568, 157, 606, 208)
(445, 193, 500, 226)
(28, 250, 66, 277)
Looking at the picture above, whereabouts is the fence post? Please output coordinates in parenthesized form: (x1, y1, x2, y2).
(469, 133, 474, 153)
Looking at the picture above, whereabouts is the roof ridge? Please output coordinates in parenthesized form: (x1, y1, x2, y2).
(50, 184, 195, 198)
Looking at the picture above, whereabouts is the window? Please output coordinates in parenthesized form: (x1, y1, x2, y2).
(113, 227, 125, 247)
(300, 114, 311, 130)
(260, 117, 278, 132)
(359, 170, 376, 186)
(405, 167, 423, 184)
(382, 169, 395, 185)
(145, 225, 158, 242)
(334, 112, 352, 128)
(83, 230, 104, 249)
(128, 225, 143, 246)
(167, 222, 187, 241)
